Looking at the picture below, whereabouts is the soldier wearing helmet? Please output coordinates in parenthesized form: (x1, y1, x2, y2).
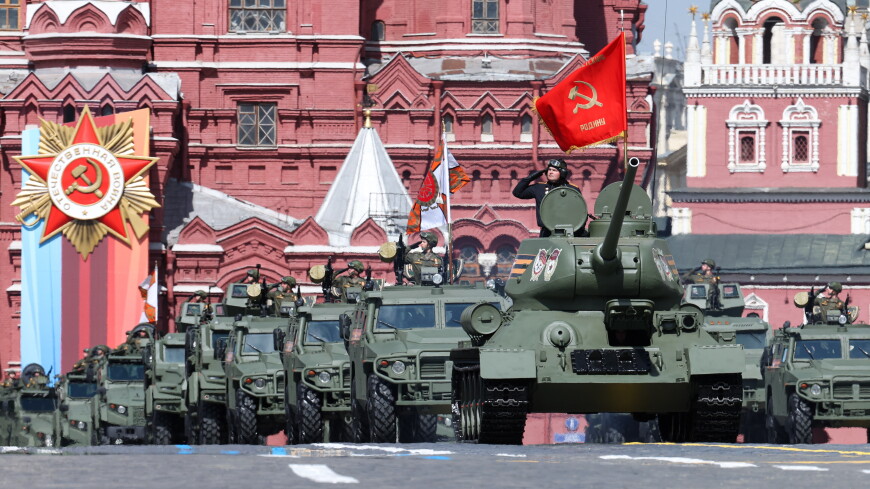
(267, 276, 298, 315)
(512, 158, 581, 237)
(404, 232, 443, 284)
(814, 282, 846, 321)
(681, 258, 718, 285)
(241, 269, 260, 284)
(332, 260, 367, 302)
(189, 290, 208, 303)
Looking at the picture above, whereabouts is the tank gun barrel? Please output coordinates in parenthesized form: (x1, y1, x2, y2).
(594, 157, 640, 267)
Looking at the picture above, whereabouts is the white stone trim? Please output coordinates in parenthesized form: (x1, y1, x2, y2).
(151, 61, 364, 70)
(172, 244, 225, 253)
(285, 245, 446, 254)
(851, 208, 870, 234)
(7, 241, 21, 251)
(780, 98, 821, 173)
(27, 1, 151, 29)
(173, 285, 224, 294)
(743, 292, 769, 322)
(711, 0, 844, 24)
(838, 104, 859, 176)
(6, 283, 21, 293)
(726, 100, 767, 173)
(686, 104, 707, 177)
(670, 207, 692, 235)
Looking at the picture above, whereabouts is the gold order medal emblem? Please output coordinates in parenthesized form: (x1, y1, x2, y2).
(47, 143, 125, 221)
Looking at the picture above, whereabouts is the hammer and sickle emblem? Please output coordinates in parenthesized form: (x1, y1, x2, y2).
(568, 81, 603, 113)
(65, 158, 104, 198)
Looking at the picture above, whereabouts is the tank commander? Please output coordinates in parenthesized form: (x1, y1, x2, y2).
(815, 282, 846, 318)
(267, 276, 298, 315)
(405, 231, 443, 285)
(332, 260, 366, 302)
(681, 258, 718, 285)
(512, 158, 581, 237)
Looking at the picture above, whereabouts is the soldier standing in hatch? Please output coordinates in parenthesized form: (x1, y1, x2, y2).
(267, 276, 297, 315)
(512, 158, 580, 237)
(405, 231, 443, 284)
(815, 282, 846, 319)
(681, 258, 718, 285)
(241, 269, 260, 284)
(332, 260, 366, 302)
(189, 290, 208, 303)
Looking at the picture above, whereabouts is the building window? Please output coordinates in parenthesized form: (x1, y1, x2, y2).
(739, 133, 755, 163)
(100, 104, 114, 116)
(371, 20, 385, 41)
(0, 0, 19, 30)
(792, 132, 809, 163)
(481, 114, 493, 142)
(229, 0, 286, 32)
(471, 0, 499, 34)
(494, 244, 517, 277)
(443, 114, 455, 142)
(520, 114, 532, 142)
(238, 103, 276, 147)
(62, 104, 76, 123)
(780, 98, 820, 173)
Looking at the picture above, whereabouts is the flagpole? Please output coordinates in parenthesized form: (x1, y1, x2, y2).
(441, 120, 453, 284)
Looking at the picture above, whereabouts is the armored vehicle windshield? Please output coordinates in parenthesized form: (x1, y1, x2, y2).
(20, 395, 56, 412)
(107, 362, 145, 381)
(305, 320, 343, 344)
(67, 381, 98, 399)
(241, 332, 277, 354)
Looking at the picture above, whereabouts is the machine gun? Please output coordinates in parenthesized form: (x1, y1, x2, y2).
(364, 265, 375, 291)
(394, 235, 408, 285)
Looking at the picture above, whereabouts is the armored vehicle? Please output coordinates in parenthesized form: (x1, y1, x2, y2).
(764, 322, 870, 444)
(450, 159, 745, 444)
(683, 281, 747, 318)
(145, 332, 187, 444)
(95, 324, 152, 444)
(0, 364, 59, 447)
(57, 368, 100, 446)
(344, 283, 510, 443)
(281, 302, 355, 444)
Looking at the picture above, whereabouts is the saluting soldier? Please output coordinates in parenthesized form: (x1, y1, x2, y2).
(405, 231, 443, 284)
(512, 158, 581, 237)
(332, 260, 366, 302)
(267, 276, 297, 315)
(189, 290, 208, 303)
(241, 269, 260, 284)
(681, 258, 718, 285)
(815, 282, 845, 319)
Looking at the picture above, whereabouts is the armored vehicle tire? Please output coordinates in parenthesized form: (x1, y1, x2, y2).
(284, 389, 296, 445)
(741, 411, 767, 443)
(297, 383, 323, 444)
(349, 381, 370, 443)
(330, 416, 354, 442)
(152, 412, 174, 445)
(236, 391, 259, 444)
(451, 363, 528, 445)
(398, 412, 437, 443)
(367, 375, 397, 443)
(765, 397, 787, 444)
(787, 393, 813, 444)
(199, 402, 226, 445)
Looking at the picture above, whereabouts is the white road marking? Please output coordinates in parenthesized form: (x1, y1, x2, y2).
(289, 464, 359, 484)
(601, 455, 756, 469)
(862, 469, 870, 474)
(773, 465, 828, 472)
(314, 443, 452, 456)
(496, 453, 527, 458)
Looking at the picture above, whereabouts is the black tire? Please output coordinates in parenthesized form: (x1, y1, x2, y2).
(329, 415, 354, 442)
(787, 392, 813, 444)
(151, 412, 173, 445)
(284, 385, 296, 445)
(398, 413, 436, 443)
(199, 402, 226, 445)
(658, 413, 689, 443)
(350, 375, 370, 443)
(741, 411, 767, 443)
(236, 390, 259, 444)
(297, 383, 323, 444)
(366, 375, 396, 443)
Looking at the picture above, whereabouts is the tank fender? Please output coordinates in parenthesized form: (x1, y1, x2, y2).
(480, 349, 536, 379)
(686, 345, 745, 376)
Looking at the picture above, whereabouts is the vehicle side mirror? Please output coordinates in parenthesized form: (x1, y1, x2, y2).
(273, 328, 286, 352)
(97, 387, 107, 396)
(339, 314, 352, 340)
(214, 338, 228, 361)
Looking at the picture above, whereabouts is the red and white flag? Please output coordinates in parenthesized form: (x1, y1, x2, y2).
(138, 264, 158, 324)
(535, 32, 627, 153)
(406, 134, 470, 233)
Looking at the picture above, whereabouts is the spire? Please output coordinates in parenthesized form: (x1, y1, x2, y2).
(701, 13, 713, 65)
(314, 112, 412, 246)
(685, 7, 702, 87)
(844, 10, 861, 86)
(860, 14, 870, 69)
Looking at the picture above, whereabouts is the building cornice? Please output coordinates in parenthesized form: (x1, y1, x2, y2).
(669, 187, 870, 203)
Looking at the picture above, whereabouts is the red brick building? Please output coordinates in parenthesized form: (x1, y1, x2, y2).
(0, 1, 654, 377)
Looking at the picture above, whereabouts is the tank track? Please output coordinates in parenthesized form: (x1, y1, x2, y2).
(452, 363, 529, 445)
(689, 374, 743, 442)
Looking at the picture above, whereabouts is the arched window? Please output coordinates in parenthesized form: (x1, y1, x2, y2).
(371, 20, 385, 42)
(62, 104, 76, 123)
(100, 104, 114, 116)
(726, 100, 768, 173)
(810, 18, 828, 64)
(493, 244, 517, 277)
(480, 114, 493, 142)
(792, 133, 809, 163)
(739, 135, 755, 163)
(762, 17, 784, 65)
(520, 114, 532, 142)
(444, 114, 454, 134)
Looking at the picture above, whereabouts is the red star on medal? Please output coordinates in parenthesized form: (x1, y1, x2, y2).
(16, 107, 156, 243)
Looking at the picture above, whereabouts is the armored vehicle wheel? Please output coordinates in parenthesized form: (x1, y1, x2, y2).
(765, 397, 787, 444)
(284, 389, 297, 445)
(741, 411, 767, 443)
(199, 402, 226, 445)
(787, 393, 813, 444)
(152, 412, 174, 445)
(330, 415, 354, 442)
(398, 412, 437, 443)
(236, 391, 259, 444)
(349, 381, 370, 443)
(297, 383, 323, 444)
(366, 375, 397, 443)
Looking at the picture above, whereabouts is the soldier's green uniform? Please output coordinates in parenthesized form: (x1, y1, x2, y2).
(405, 232, 443, 284)
(243, 269, 260, 284)
(267, 276, 297, 315)
(681, 258, 718, 285)
(332, 260, 366, 302)
(815, 282, 845, 319)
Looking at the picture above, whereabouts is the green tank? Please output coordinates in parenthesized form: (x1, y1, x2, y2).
(57, 366, 100, 446)
(281, 302, 354, 444)
(95, 324, 152, 444)
(450, 158, 746, 444)
(764, 321, 870, 444)
(344, 283, 510, 443)
(0, 364, 59, 447)
(145, 332, 187, 444)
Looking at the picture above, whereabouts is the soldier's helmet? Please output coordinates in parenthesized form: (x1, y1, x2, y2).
(21, 363, 45, 386)
(246, 269, 260, 280)
(547, 158, 569, 179)
(828, 282, 843, 293)
(348, 260, 364, 272)
(702, 258, 716, 268)
(90, 345, 110, 357)
(281, 276, 296, 287)
(420, 231, 438, 247)
(195, 290, 208, 299)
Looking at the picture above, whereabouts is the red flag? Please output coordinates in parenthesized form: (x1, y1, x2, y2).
(406, 137, 470, 234)
(535, 32, 627, 153)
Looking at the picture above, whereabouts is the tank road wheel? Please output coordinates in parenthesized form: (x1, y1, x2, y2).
(787, 393, 813, 444)
(297, 383, 324, 444)
(350, 379, 370, 443)
(452, 363, 483, 442)
(236, 390, 259, 444)
(658, 412, 690, 443)
(687, 375, 743, 442)
(152, 412, 174, 445)
(199, 402, 226, 445)
(367, 374, 397, 443)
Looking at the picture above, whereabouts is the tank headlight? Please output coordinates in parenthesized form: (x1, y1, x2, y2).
(254, 378, 266, 388)
(839, 314, 848, 325)
(810, 384, 822, 396)
(391, 361, 406, 375)
(116, 405, 127, 415)
(77, 421, 87, 430)
(318, 371, 331, 384)
(432, 273, 444, 285)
